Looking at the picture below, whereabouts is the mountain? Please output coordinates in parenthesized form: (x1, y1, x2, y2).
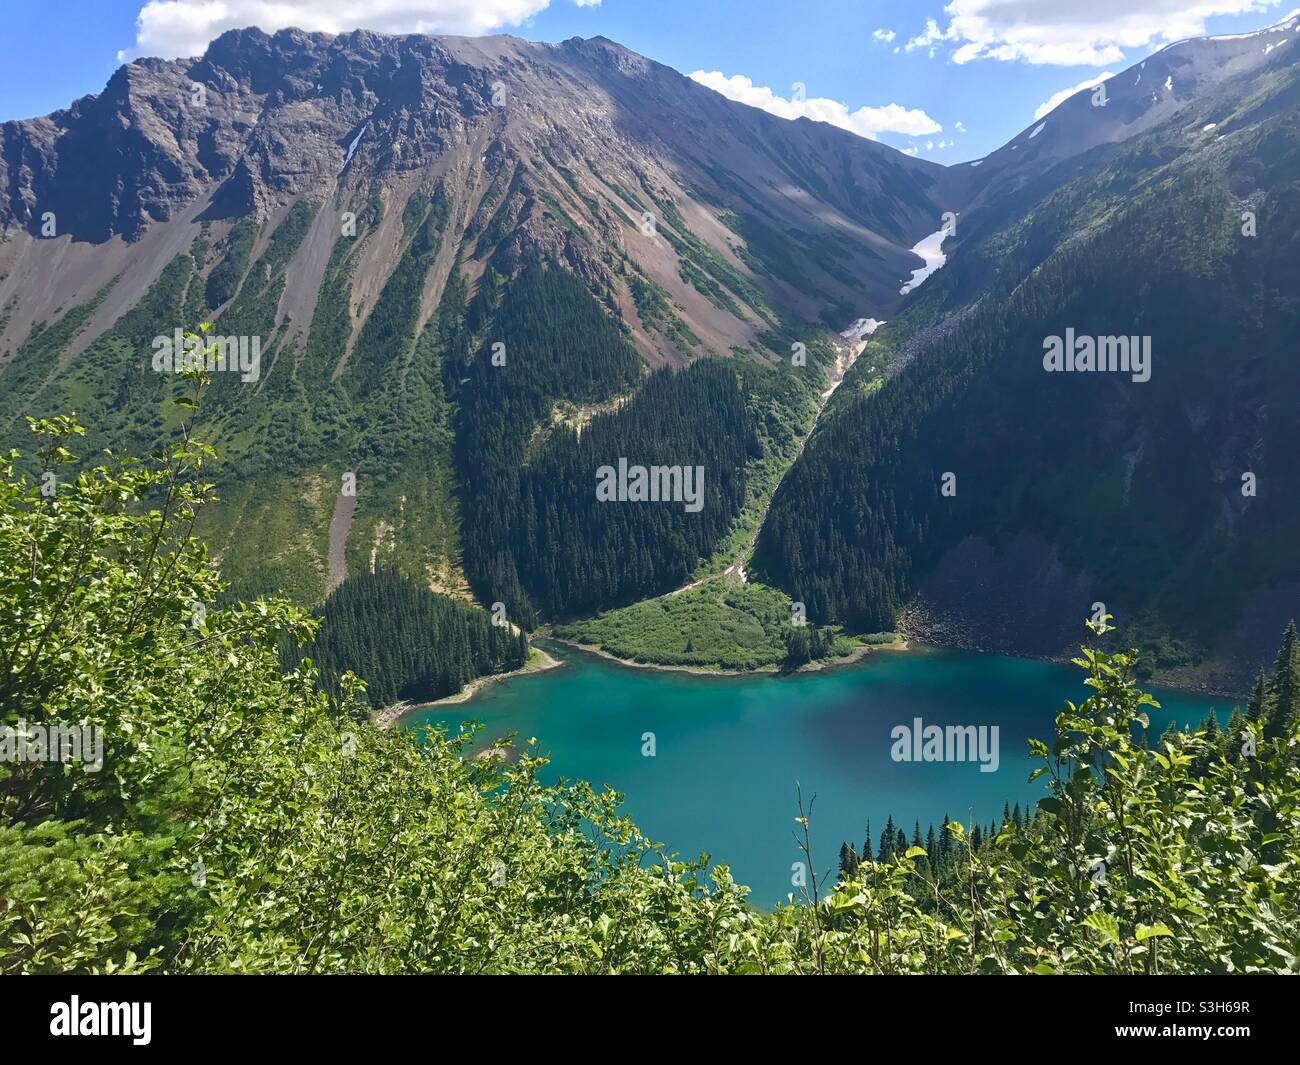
(961, 12, 1300, 207)
(0, 28, 954, 362)
(754, 15, 1300, 692)
(0, 27, 954, 614)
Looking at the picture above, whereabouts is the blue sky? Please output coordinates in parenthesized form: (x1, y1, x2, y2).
(1, 1, 1295, 162)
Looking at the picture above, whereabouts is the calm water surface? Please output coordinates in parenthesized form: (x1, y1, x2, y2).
(403, 643, 1224, 905)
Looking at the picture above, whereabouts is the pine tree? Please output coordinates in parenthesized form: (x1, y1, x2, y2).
(785, 626, 812, 667)
(939, 813, 953, 864)
(1267, 620, 1299, 742)
(879, 815, 897, 863)
(1191, 707, 1222, 775)
(1246, 671, 1270, 723)
(1224, 708, 1247, 762)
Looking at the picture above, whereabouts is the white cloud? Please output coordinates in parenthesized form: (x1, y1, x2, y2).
(123, 0, 593, 59)
(688, 70, 941, 139)
(908, 0, 1284, 67)
(954, 119, 967, 131)
(905, 17, 953, 56)
(1033, 71, 1115, 118)
(872, 28, 896, 42)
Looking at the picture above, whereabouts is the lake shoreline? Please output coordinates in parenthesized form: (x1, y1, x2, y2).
(892, 620, 1249, 702)
(382, 628, 1243, 730)
(377, 646, 565, 730)
(548, 632, 1246, 703)
(543, 634, 910, 678)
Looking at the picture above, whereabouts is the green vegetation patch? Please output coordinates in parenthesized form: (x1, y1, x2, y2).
(555, 578, 862, 671)
(204, 217, 259, 309)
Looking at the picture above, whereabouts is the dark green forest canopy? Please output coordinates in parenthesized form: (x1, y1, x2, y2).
(443, 262, 765, 625)
(286, 566, 527, 710)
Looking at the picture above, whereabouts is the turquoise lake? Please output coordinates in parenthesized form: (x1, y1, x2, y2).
(402, 642, 1227, 906)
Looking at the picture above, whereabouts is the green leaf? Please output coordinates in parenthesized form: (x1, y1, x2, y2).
(1081, 912, 1121, 945)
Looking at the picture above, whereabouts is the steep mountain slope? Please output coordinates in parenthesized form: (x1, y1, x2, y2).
(961, 13, 1300, 207)
(0, 28, 955, 366)
(754, 23, 1300, 692)
(0, 27, 954, 615)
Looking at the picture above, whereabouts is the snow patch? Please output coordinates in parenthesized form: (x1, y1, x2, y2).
(969, 159, 983, 167)
(899, 227, 951, 296)
(343, 127, 366, 168)
(1029, 121, 1046, 139)
(840, 318, 885, 341)
(1202, 122, 1218, 131)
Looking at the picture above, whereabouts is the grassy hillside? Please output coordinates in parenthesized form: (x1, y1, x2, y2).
(554, 577, 873, 670)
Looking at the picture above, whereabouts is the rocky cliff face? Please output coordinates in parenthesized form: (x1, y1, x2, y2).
(0, 27, 960, 368)
(5, 20, 1293, 681)
(960, 13, 1300, 208)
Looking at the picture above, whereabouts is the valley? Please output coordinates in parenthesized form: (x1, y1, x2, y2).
(3, 4, 1300, 981)
(3, 19, 1298, 689)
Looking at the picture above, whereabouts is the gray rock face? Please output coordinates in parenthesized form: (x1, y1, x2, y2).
(0, 25, 958, 341)
(961, 15, 1300, 205)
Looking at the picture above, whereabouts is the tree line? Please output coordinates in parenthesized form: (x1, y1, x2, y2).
(286, 565, 527, 710)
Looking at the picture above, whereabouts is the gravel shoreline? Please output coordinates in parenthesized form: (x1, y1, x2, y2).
(375, 647, 564, 731)
(544, 634, 908, 677)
